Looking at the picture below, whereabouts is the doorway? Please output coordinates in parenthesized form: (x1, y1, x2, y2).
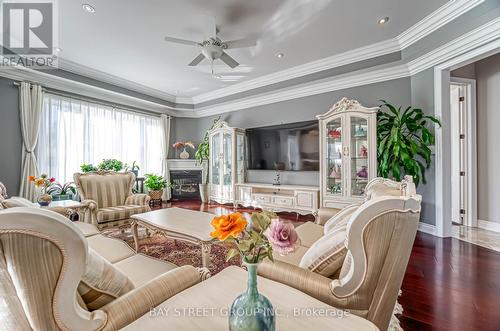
(450, 78, 477, 228)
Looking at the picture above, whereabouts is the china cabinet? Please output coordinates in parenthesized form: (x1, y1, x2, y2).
(317, 98, 378, 209)
(208, 120, 246, 204)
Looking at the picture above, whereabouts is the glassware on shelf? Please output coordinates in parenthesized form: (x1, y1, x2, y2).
(359, 145, 368, 157)
(356, 166, 368, 179)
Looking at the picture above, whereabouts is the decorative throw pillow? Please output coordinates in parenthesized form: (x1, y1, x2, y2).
(299, 227, 348, 277)
(1, 197, 36, 209)
(323, 204, 360, 234)
(78, 248, 134, 310)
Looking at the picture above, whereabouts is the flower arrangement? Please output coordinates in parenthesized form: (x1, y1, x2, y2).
(29, 174, 56, 205)
(210, 211, 300, 263)
(172, 141, 195, 149)
(211, 211, 300, 330)
(28, 174, 55, 193)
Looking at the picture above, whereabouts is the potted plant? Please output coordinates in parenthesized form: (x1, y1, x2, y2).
(28, 174, 56, 206)
(47, 181, 77, 201)
(195, 117, 220, 203)
(80, 163, 97, 172)
(97, 158, 124, 172)
(125, 161, 140, 177)
(377, 101, 441, 186)
(144, 173, 168, 201)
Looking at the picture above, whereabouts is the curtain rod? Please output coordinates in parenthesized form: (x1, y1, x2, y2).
(12, 81, 171, 119)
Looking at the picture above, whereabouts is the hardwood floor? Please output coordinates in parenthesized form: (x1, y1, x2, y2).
(165, 201, 500, 331)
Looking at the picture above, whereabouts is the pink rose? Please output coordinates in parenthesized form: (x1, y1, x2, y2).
(265, 219, 300, 255)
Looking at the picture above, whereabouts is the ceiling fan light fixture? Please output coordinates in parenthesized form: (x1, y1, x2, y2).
(82, 4, 96, 13)
(378, 17, 389, 25)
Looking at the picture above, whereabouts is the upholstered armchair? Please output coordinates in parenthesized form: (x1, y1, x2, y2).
(259, 178, 421, 331)
(74, 171, 151, 229)
(0, 208, 207, 331)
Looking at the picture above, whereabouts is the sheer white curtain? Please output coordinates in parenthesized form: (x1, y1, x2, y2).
(38, 94, 163, 184)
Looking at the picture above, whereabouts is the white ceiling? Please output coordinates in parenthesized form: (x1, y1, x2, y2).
(58, 0, 448, 98)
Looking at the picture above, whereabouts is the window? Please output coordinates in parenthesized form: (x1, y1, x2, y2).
(38, 93, 163, 183)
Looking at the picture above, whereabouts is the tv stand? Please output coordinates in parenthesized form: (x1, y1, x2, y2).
(235, 183, 319, 217)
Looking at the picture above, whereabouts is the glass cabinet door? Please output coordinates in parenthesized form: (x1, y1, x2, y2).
(222, 132, 232, 200)
(349, 116, 369, 197)
(236, 133, 245, 184)
(326, 116, 343, 196)
(211, 133, 220, 187)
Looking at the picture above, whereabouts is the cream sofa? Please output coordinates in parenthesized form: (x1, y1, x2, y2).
(74, 171, 151, 229)
(0, 207, 377, 331)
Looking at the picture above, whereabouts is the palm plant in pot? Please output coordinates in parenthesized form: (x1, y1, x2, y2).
(144, 173, 168, 201)
(377, 101, 441, 186)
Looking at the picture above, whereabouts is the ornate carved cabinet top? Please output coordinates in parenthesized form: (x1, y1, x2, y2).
(316, 97, 379, 120)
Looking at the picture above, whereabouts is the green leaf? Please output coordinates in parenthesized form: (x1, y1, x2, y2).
(226, 248, 240, 262)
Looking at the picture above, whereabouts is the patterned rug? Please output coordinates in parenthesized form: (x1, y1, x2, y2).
(102, 227, 241, 275)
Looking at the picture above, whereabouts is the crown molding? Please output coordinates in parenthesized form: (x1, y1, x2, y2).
(397, 0, 485, 49)
(0, 64, 185, 115)
(58, 58, 179, 103)
(189, 64, 409, 118)
(408, 16, 500, 75)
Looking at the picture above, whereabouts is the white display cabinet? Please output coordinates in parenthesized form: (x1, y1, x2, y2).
(208, 121, 246, 204)
(317, 98, 378, 209)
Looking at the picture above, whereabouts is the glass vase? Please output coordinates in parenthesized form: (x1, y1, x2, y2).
(229, 262, 275, 331)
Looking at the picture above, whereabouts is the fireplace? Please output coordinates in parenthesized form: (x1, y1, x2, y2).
(170, 170, 202, 201)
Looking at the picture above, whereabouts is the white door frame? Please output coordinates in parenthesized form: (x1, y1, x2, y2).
(434, 40, 500, 237)
(450, 77, 477, 228)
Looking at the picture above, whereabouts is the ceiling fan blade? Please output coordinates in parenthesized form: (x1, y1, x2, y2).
(224, 37, 257, 49)
(220, 52, 239, 68)
(203, 15, 217, 39)
(188, 53, 206, 66)
(164, 36, 200, 46)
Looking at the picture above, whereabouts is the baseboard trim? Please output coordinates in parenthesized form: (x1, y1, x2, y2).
(477, 219, 500, 233)
(418, 222, 437, 235)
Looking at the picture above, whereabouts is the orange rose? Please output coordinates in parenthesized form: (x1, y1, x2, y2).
(28, 176, 35, 182)
(210, 212, 247, 241)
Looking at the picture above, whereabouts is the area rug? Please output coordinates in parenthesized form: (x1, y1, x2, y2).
(102, 227, 241, 275)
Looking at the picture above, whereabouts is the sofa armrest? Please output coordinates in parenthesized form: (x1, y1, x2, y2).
(99, 265, 202, 331)
(79, 199, 98, 225)
(257, 260, 334, 305)
(316, 207, 340, 225)
(125, 194, 151, 206)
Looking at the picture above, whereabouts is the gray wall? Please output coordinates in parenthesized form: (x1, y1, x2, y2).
(0, 76, 22, 195)
(410, 69, 437, 225)
(476, 53, 500, 223)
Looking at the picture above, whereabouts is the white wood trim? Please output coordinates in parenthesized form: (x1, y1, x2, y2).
(434, 40, 500, 238)
(418, 222, 437, 235)
(477, 220, 500, 233)
(396, 0, 485, 49)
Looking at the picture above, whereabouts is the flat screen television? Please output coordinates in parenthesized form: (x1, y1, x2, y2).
(247, 120, 320, 171)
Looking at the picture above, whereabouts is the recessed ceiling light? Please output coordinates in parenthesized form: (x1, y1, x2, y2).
(82, 4, 96, 13)
(378, 17, 389, 24)
(277, 53, 284, 58)
(54, 47, 62, 52)
(214, 75, 222, 79)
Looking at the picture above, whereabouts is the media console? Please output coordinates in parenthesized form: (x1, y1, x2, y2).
(235, 183, 319, 217)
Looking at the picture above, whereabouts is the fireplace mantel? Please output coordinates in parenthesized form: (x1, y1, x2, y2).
(167, 159, 207, 179)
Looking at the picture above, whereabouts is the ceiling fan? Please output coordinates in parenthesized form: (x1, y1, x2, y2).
(163, 19, 256, 70)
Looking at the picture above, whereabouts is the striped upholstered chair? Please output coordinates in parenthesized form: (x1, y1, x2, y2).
(74, 171, 151, 229)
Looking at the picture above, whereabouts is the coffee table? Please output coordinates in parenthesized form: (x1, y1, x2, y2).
(130, 208, 216, 268)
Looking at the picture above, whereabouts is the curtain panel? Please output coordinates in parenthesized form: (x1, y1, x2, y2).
(38, 94, 163, 184)
(161, 115, 171, 201)
(19, 82, 43, 201)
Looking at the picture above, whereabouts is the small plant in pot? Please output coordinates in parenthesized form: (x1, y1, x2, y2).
(47, 181, 77, 201)
(97, 159, 124, 172)
(144, 173, 168, 201)
(80, 163, 97, 173)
